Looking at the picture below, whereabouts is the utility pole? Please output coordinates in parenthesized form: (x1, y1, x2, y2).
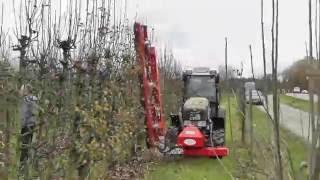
(225, 37, 233, 142)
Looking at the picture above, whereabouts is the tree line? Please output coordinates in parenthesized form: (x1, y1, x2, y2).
(0, 0, 182, 179)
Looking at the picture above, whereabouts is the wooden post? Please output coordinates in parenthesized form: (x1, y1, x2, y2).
(225, 37, 233, 142)
(261, 0, 269, 111)
(307, 70, 320, 180)
(238, 86, 246, 143)
(249, 90, 253, 163)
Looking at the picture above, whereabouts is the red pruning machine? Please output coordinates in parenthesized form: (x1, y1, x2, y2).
(134, 22, 229, 158)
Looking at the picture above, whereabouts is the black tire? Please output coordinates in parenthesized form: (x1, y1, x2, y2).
(165, 127, 179, 148)
(212, 129, 225, 147)
(145, 127, 153, 149)
(146, 137, 151, 149)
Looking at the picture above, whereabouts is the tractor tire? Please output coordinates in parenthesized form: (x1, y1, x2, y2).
(146, 128, 152, 148)
(165, 127, 179, 149)
(212, 129, 225, 146)
(146, 137, 151, 149)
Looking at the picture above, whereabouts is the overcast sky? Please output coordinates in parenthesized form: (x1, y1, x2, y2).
(127, 0, 310, 77)
(1, 0, 310, 77)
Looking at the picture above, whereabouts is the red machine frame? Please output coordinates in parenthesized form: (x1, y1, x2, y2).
(134, 22, 228, 158)
(134, 23, 166, 147)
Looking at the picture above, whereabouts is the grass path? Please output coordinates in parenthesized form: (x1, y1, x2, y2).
(280, 94, 311, 112)
(146, 157, 234, 180)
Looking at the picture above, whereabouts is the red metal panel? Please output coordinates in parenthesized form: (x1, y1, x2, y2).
(148, 46, 165, 131)
(177, 125, 205, 148)
(177, 125, 229, 157)
(183, 147, 229, 157)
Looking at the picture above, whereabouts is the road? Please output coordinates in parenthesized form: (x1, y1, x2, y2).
(286, 93, 318, 102)
(258, 96, 312, 142)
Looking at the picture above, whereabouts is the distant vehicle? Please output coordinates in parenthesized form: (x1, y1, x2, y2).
(246, 90, 264, 105)
(302, 90, 308, 94)
(245, 82, 255, 90)
(244, 81, 256, 95)
(293, 87, 301, 93)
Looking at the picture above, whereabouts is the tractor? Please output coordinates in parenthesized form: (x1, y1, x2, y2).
(165, 67, 228, 157)
(134, 22, 228, 158)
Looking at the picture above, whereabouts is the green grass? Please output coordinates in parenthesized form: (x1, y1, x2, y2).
(280, 95, 310, 112)
(282, 129, 308, 177)
(146, 157, 234, 180)
(253, 106, 308, 178)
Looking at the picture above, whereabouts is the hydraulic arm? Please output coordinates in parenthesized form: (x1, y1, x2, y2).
(134, 23, 166, 148)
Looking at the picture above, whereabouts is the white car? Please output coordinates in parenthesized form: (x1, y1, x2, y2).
(246, 90, 264, 105)
(302, 90, 308, 94)
(293, 87, 301, 93)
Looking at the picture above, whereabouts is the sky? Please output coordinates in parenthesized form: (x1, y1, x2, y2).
(126, 0, 309, 77)
(0, 0, 310, 77)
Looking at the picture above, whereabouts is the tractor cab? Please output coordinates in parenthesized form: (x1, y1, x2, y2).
(182, 67, 220, 119)
(182, 67, 219, 103)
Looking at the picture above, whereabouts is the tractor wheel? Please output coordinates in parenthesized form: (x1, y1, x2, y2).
(212, 129, 225, 146)
(165, 127, 178, 148)
(146, 137, 151, 149)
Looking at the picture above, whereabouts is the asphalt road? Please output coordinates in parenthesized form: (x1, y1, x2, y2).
(286, 93, 318, 102)
(258, 96, 312, 142)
